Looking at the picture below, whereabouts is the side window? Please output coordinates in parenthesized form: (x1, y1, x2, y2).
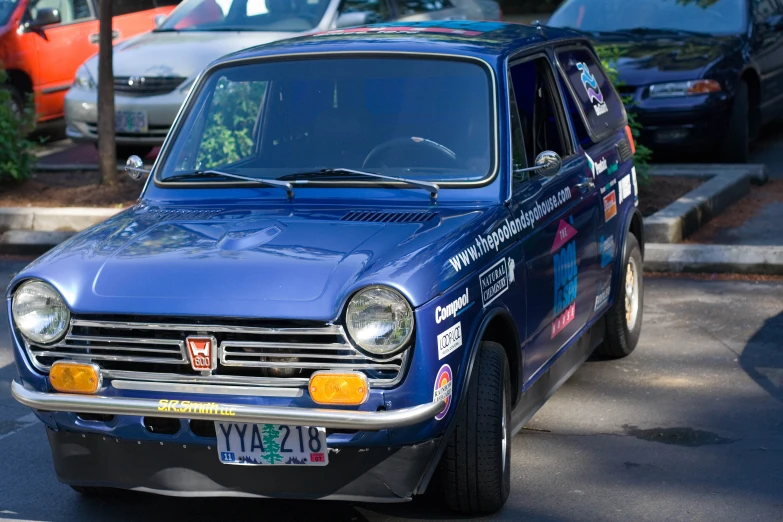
(558, 75, 594, 150)
(114, 0, 181, 17)
(508, 76, 528, 188)
(508, 57, 569, 173)
(339, 0, 391, 23)
(394, 0, 454, 16)
(175, 77, 268, 172)
(29, 0, 93, 23)
(556, 47, 626, 142)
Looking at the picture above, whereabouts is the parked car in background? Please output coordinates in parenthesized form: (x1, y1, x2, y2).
(0, 0, 181, 125)
(11, 21, 644, 514)
(548, 0, 783, 162)
(64, 0, 502, 158)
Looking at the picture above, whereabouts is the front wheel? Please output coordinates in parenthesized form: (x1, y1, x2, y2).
(435, 341, 511, 514)
(596, 233, 643, 358)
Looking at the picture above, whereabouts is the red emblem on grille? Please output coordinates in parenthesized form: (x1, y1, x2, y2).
(186, 336, 215, 371)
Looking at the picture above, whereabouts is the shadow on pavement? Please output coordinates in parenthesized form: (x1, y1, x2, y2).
(739, 310, 783, 405)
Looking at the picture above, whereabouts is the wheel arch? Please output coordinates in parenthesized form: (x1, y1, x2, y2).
(4, 68, 33, 96)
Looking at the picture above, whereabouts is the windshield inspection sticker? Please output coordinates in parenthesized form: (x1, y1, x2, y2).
(437, 322, 463, 360)
(435, 288, 473, 324)
(480, 258, 514, 307)
(433, 365, 453, 421)
(603, 190, 617, 223)
(577, 62, 608, 116)
(552, 218, 578, 339)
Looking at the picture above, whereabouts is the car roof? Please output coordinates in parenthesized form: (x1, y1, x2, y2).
(219, 21, 588, 66)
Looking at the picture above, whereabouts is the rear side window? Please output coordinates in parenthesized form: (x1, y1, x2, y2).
(114, 0, 181, 17)
(556, 47, 626, 142)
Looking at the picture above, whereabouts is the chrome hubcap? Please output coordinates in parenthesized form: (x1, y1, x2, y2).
(625, 257, 639, 330)
(501, 390, 507, 472)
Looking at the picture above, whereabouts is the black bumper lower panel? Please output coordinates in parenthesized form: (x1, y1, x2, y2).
(48, 429, 440, 502)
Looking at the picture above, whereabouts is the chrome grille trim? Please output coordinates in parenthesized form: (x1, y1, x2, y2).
(25, 319, 407, 388)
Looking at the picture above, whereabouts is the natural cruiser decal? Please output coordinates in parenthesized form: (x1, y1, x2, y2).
(449, 188, 572, 272)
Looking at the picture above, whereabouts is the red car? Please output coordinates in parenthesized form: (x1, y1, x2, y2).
(0, 0, 180, 124)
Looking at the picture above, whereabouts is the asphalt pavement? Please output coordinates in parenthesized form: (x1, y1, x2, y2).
(1, 258, 781, 522)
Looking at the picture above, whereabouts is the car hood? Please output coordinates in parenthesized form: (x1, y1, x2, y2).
(591, 34, 740, 86)
(12, 203, 500, 321)
(83, 30, 300, 80)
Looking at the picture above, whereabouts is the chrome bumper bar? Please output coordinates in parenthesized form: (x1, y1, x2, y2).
(11, 381, 446, 430)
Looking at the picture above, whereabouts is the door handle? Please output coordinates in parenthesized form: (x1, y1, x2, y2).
(89, 30, 120, 44)
(574, 179, 595, 192)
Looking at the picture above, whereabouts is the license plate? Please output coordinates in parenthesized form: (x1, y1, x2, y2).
(215, 422, 328, 466)
(115, 110, 148, 133)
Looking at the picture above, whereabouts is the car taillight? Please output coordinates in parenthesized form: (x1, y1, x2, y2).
(625, 125, 636, 155)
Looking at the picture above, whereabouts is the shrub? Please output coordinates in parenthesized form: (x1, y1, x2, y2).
(0, 69, 36, 183)
(596, 46, 653, 184)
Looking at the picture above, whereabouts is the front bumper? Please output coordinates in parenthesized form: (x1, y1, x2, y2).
(11, 381, 445, 431)
(48, 428, 440, 501)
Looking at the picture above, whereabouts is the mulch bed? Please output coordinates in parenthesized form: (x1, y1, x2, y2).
(0, 171, 141, 208)
(684, 180, 783, 244)
(638, 175, 703, 217)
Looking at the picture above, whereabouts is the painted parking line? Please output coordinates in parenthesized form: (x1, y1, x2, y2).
(0, 413, 37, 442)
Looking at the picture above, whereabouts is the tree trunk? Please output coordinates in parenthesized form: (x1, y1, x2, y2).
(97, 0, 116, 185)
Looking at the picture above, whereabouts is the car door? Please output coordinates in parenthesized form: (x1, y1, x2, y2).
(751, 0, 783, 118)
(506, 53, 601, 383)
(30, 0, 98, 120)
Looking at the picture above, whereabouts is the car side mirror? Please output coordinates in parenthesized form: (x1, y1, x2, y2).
(27, 7, 61, 28)
(335, 11, 368, 29)
(154, 14, 167, 28)
(535, 151, 562, 176)
(125, 155, 150, 181)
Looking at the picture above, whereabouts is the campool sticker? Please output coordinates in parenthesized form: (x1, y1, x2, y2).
(435, 287, 473, 324)
(603, 191, 617, 223)
(433, 364, 453, 421)
(437, 322, 463, 360)
(577, 62, 609, 117)
(552, 217, 578, 339)
(479, 258, 513, 307)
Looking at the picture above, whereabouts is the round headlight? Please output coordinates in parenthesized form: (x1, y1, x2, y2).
(345, 286, 414, 356)
(12, 281, 70, 344)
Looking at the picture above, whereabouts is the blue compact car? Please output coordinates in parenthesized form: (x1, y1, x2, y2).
(8, 21, 645, 514)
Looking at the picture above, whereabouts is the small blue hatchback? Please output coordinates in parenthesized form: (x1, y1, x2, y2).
(8, 21, 645, 514)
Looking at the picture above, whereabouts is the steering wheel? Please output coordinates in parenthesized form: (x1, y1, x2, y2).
(362, 136, 457, 169)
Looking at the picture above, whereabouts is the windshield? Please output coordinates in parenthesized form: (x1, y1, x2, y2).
(548, 0, 746, 35)
(0, 0, 19, 26)
(158, 56, 494, 184)
(158, 0, 330, 32)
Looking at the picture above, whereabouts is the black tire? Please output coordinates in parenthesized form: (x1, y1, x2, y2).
(721, 81, 749, 163)
(596, 234, 643, 359)
(70, 485, 116, 497)
(116, 145, 154, 161)
(1, 83, 24, 120)
(435, 341, 511, 514)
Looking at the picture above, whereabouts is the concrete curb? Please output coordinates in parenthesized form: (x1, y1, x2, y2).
(644, 244, 783, 275)
(0, 207, 121, 233)
(643, 164, 766, 243)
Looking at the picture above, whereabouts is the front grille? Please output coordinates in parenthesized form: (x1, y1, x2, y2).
(341, 211, 437, 223)
(26, 317, 406, 388)
(114, 76, 186, 96)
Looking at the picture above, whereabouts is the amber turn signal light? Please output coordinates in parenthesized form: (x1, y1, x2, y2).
(49, 361, 102, 394)
(309, 372, 369, 406)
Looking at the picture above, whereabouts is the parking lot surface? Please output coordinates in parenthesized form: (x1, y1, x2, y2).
(1, 259, 781, 522)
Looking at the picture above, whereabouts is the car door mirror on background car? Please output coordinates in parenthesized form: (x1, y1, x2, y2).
(535, 150, 562, 177)
(27, 7, 61, 28)
(154, 14, 167, 28)
(335, 12, 369, 29)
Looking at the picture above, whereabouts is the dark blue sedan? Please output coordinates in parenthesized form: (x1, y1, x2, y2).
(549, 0, 783, 162)
(8, 21, 644, 514)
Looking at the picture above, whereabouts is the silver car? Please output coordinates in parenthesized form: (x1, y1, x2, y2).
(65, 0, 501, 158)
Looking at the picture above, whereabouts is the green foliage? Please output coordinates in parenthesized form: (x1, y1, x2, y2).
(0, 69, 36, 183)
(596, 46, 653, 184)
(195, 79, 267, 170)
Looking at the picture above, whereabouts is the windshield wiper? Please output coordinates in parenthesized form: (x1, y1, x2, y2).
(279, 168, 440, 200)
(163, 170, 294, 199)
